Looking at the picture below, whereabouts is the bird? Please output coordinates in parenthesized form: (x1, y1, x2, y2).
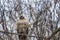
(17, 16, 30, 40)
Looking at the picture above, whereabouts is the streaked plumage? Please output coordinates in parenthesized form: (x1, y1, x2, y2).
(17, 16, 30, 40)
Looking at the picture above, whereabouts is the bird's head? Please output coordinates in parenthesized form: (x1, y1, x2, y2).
(19, 16, 25, 20)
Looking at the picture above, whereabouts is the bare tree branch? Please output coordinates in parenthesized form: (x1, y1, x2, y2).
(0, 36, 4, 40)
(0, 27, 60, 40)
(0, 30, 46, 39)
(47, 28, 60, 40)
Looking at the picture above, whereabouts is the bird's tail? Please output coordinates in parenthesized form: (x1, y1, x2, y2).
(17, 28, 28, 40)
(18, 34, 27, 40)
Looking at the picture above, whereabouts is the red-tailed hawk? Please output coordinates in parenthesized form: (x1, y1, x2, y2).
(17, 16, 30, 40)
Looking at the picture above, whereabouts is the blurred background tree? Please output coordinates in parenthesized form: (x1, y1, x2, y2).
(0, 0, 60, 40)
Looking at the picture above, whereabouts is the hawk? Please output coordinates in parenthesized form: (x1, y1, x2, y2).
(17, 16, 30, 40)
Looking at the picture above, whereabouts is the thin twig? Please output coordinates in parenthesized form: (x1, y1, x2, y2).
(47, 28, 60, 40)
(0, 31, 46, 39)
(0, 28, 60, 40)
